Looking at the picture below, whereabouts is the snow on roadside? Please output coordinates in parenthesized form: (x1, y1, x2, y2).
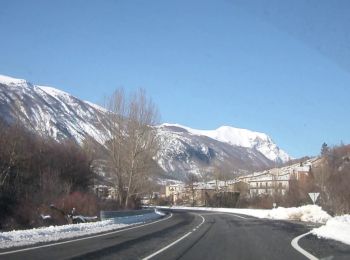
(0, 209, 167, 249)
(156, 206, 269, 219)
(156, 205, 331, 223)
(155, 209, 166, 216)
(312, 215, 350, 245)
(0, 220, 133, 249)
(157, 205, 350, 245)
(266, 205, 331, 223)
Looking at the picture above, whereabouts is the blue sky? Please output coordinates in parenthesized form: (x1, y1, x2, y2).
(1, 0, 350, 158)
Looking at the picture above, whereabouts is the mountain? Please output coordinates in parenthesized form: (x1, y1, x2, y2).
(156, 124, 290, 178)
(160, 123, 290, 162)
(0, 75, 111, 145)
(0, 74, 291, 179)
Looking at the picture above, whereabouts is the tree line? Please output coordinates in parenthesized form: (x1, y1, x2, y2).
(0, 120, 95, 230)
(313, 143, 350, 215)
(0, 88, 161, 230)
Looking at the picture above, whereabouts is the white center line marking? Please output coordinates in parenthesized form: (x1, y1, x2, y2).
(0, 213, 173, 256)
(291, 231, 319, 260)
(142, 214, 205, 260)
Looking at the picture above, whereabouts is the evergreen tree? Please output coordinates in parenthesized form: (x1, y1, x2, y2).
(321, 142, 330, 157)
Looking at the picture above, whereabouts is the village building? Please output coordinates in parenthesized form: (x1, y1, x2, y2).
(248, 171, 290, 197)
(163, 159, 316, 205)
(227, 179, 249, 197)
(165, 184, 186, 205)
(185, 182, 216, 206)
(248, 162, 312, 197)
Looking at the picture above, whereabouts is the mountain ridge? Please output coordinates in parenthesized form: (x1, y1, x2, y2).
(0, 74, 291, 178)
(160, 123, 290, 163)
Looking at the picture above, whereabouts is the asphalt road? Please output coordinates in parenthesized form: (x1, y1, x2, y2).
(1, 210, 349, 260)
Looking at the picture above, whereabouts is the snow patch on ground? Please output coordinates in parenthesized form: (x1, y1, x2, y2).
(312, 215, 350, 245)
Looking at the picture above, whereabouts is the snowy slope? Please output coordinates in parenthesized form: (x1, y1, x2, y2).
(155, 124, 288, 178)
(0, 75, 28, 86)
(161, 123, 290, 163)
(0, 75, 111, 145)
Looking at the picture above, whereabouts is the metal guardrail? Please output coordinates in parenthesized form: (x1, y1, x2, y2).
(100, 209, 154, 220)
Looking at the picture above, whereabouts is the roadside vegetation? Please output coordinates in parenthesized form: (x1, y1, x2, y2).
(0, 120, 97, 230)
(313, 143, 350, 215)
(0, 88, 161, 230)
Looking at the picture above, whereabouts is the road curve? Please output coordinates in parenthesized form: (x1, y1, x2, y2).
(1, 210, 349, 260)
(0, 211, 202, 260)
(149, 212, 307, 260)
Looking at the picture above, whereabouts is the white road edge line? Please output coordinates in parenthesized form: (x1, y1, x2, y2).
(224, 213, 247, 219)
(200, 212, 247, 219)
(0, 213, 173, 256)
(142, 214, 206, 260)
(291, 231, 319, 260)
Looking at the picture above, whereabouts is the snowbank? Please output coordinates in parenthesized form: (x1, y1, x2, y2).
(155, 209, 166, 216)
(312, 215, 350, 245)
(0, 209, 167, 249)
(157, 205, 331, 223)
(267, 205, 331, 223)
(156, 206, 269, 219)
(157, 205, 350, 245)
(0, 220, 132, 249)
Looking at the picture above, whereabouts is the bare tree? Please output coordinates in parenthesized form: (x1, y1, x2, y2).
(106, 88, 160, 208)
(0, 121, 24, 189)
(212, 160, 234, 191)
(185, 172, 199, 206)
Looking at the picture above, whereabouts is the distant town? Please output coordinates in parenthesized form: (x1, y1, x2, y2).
(94, 157, 320, 208)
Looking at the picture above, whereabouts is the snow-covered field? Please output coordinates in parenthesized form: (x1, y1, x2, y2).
(0, 210, 165, 249)
(157, 205, 350, 245)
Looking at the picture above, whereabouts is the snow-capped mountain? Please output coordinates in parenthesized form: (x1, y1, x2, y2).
(161, 123, 290, 162)
(156, 124, 290, 177)
(0, 75, 111, 145)
(0, 74, 291, 179)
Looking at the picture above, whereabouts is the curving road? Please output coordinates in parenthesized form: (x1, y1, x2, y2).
(0, 210, 349, 260)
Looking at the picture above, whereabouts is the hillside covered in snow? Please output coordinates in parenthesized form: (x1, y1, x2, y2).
(0, 75, 111, 145)
(160, 123, 290, 162)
